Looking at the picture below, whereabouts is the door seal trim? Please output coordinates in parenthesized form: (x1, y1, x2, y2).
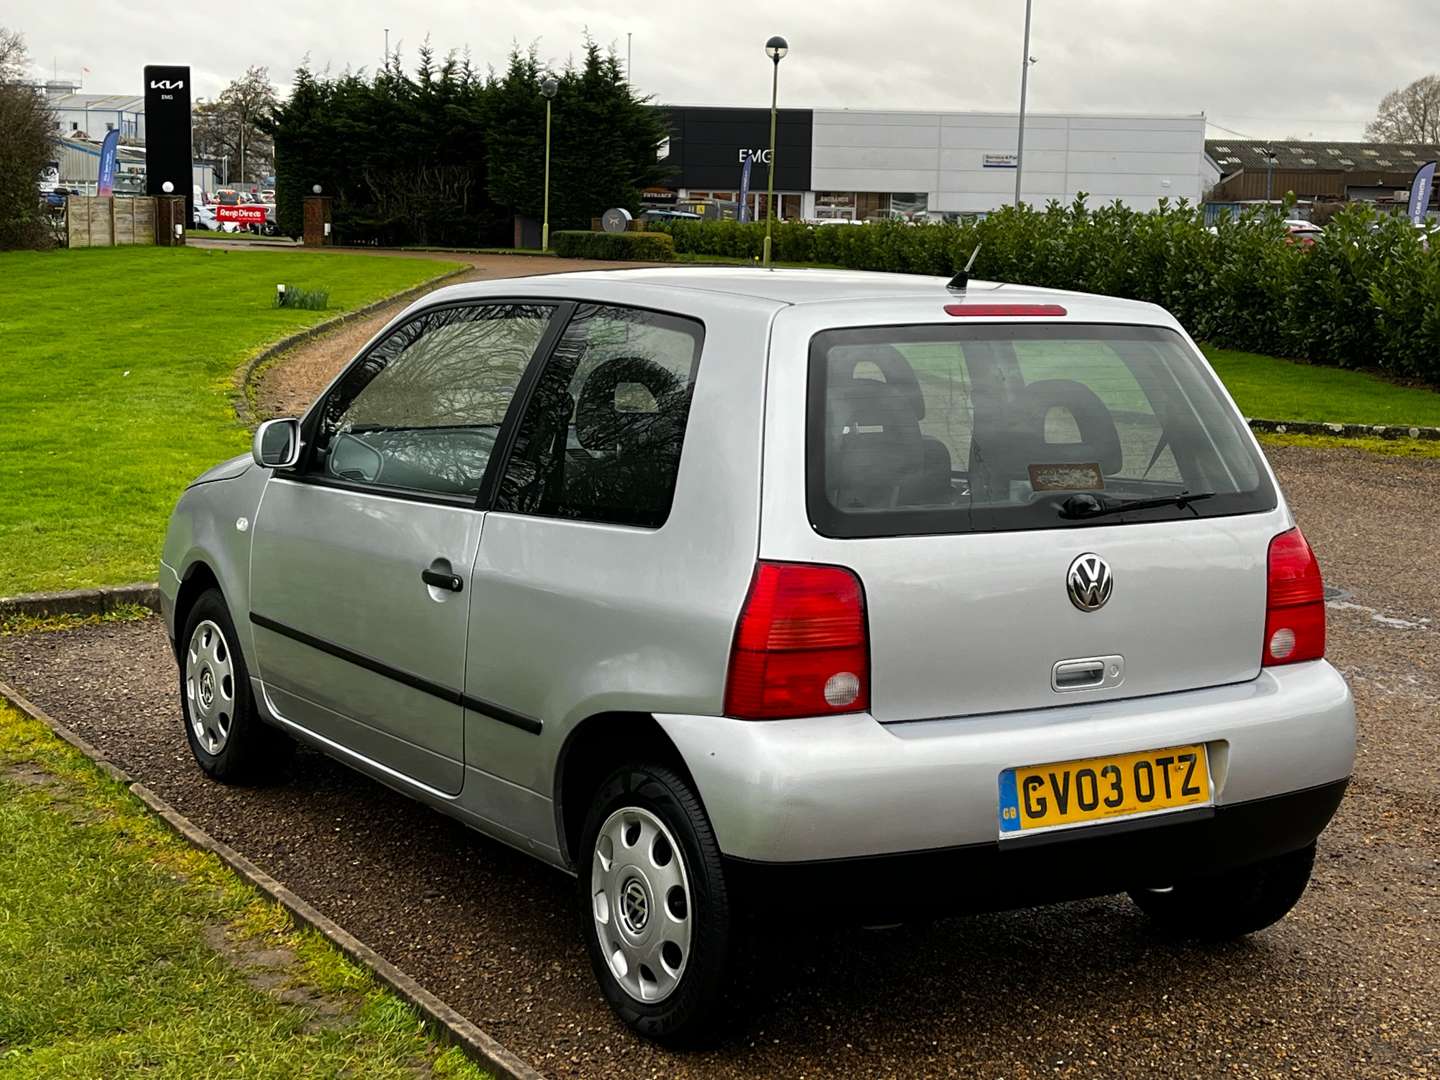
(249, 611, 542, 735)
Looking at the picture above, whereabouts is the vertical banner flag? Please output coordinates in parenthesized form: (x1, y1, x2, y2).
(1408, 160, 1436, 227)
(738, 153, 753, 224)
(96, 129, 120, 197)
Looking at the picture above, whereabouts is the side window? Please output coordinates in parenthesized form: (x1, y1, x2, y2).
(495, 304, 703, 528)
(313, 303, 553, 498)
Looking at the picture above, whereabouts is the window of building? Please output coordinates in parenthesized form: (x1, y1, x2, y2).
(1301, 157, 1317, 165)
(496, 305, 704, 529)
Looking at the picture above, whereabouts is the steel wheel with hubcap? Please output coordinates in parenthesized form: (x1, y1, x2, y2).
(186, 619, 235, 755)
(579, 761, 735, 1044)
(591, 806, 693, 1004)
(179, 587, 292, 783)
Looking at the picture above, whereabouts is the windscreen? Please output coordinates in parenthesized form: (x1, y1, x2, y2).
(806, 323, 1275, 537)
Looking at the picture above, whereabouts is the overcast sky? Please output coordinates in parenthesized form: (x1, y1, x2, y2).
(10, 0, 1439, 141)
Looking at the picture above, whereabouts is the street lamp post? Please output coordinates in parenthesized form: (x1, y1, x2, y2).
(762, 35, 788, 269)
(540, 77, 558, 251)
(1014, 0, 1035, 208)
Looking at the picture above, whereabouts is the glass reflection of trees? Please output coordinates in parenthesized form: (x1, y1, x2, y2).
(318, 304, 553, 497)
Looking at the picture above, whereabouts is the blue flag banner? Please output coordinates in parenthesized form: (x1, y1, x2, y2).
(1408, 160, 1435, 227)
(97, 129, 120, 197)
(738, 154, 753, 224)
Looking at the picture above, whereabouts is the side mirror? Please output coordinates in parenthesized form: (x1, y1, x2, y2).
(252, 418, 302, 469)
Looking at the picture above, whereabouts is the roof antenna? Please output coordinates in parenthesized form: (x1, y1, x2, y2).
(947, 244, 983, 291)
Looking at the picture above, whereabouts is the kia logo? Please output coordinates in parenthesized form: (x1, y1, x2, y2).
(1067, 553, 1113, 612)
(149, 79, 185, 90)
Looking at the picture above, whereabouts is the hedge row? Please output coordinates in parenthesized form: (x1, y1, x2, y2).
(654, 201, 1440, 383)
(551, 230, 674, 261)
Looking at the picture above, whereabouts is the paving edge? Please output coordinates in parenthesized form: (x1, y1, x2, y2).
(0, 582, 162, 620)
(233, 265, 471, 426)
(0, 675, 546, 1080)
(1248, 416, 1440, 441)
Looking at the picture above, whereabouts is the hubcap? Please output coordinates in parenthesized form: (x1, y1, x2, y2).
(185, 619, 235, 755)
(591, 806, 692, 1004)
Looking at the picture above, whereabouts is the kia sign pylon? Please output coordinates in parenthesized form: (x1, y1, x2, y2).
(144, 65, 193, 224)
(1408, 160, 1436, 227)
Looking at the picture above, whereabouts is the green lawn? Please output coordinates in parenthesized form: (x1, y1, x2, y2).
(0, 247, 463, 596)
(1202, 346, 1440, 427)
(0, 700, 489, 1078)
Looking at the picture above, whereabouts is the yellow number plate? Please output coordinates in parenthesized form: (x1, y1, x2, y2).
(999, 744, 1211, 836)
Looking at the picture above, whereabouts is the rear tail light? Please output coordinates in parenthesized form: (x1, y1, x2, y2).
(724, 562, 869, 720)
(1263, 528, 1325, 666)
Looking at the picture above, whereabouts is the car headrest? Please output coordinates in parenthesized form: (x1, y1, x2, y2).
(575, 355, 685, 453)
(826, 344, 925, 420)
(826, 378, 926, 506)
(1020, 379, 1123, 475)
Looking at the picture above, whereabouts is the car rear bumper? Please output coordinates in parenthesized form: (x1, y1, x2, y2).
(722, 779, 1348, 920)
(655, 659, 1354, 863)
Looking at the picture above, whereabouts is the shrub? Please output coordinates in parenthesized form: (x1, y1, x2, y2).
(650, 200, 1440, 384)
(274, 284, 330, 310)
(551, 230, 674, 261)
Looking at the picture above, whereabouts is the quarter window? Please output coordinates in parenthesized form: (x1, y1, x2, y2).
(313, 303, 554, 499)
(495, 304, 704, 528)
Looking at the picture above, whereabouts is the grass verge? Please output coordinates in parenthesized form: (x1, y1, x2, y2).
(0, 699, 490, 1079)
(1256, 431, 1440, 459)
(0, 246, 464, 596)
(0, 603, 154, 637)
(1202, 346, 1440, 427)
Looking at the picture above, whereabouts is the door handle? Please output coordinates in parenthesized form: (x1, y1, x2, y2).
(421, 568, 464, 592)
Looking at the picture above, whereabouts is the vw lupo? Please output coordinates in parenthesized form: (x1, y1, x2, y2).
(161, 268, 1355, 1043)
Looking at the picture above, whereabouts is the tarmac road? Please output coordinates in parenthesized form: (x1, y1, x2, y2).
(1, 443, 1436, 1078)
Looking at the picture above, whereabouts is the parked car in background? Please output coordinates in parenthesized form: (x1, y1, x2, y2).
(1283, 220, 1323, 247)
(161, 268, 1354, 1044)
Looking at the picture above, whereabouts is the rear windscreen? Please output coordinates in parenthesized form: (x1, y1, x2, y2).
(806, 323, 1276, 537)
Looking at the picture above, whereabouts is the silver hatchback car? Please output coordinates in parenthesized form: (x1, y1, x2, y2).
(161, 268, 1355, 1043)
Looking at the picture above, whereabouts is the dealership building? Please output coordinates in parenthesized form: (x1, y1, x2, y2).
(655, 106, 1214, 220)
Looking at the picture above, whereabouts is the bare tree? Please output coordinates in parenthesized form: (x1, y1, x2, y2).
(197, 67, 279, 185)
(1366, 75, 1440, 143)
(0, 27, 56, 249)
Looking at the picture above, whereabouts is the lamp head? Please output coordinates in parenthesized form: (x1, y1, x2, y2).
(541, 77, 559, 99)
(765, 35, 789, 62)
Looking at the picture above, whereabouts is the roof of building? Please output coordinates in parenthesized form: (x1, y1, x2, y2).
(1206, 139, 1440, 173)
(48, 93, 144, 113)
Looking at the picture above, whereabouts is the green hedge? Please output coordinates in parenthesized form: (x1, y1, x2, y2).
(551, 230, 674, 261)
(654, 201, 1440, 383)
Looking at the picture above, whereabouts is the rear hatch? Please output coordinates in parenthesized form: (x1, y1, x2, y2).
(763, 309, 1286, 722)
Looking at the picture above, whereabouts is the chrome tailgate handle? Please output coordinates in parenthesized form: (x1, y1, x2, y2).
(1052, 654, 1125, 693)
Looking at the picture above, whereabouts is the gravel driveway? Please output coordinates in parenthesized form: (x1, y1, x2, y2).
(1, 444, 1436, 1078)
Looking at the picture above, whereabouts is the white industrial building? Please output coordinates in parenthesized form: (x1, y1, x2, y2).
(811, 110, 1211, 215)
(41, 82, 146, 142)
(660, 106, 1214, 220)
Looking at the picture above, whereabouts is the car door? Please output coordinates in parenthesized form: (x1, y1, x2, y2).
(248, 300, 562, 795)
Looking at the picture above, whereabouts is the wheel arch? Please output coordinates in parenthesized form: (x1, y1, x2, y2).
(171, 560, 223, 659)
(553, 711, 702, 870)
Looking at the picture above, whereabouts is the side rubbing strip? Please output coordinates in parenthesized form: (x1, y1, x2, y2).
(248, 612, 542, 735)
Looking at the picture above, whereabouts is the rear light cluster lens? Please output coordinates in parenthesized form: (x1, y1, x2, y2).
(1263, 528, 1326, 666)
(724, 562, 869, 720)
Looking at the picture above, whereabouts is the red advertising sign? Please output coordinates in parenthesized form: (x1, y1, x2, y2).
(215, 205, 268, 224)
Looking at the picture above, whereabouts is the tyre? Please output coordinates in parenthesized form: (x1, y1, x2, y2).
(179, 588, 292, 783)
(1128, 842, 1316, 941)
(578, 762, 735, 1045)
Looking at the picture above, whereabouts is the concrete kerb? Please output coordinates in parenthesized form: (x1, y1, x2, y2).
(0, 675, 547, 1080)
(233, 265, 471, 427)
(1248, 417, 1440, 441)
(0, 582, 161, 621)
